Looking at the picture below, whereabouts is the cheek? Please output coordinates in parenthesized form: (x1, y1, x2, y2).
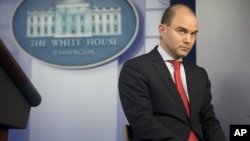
(164, 32, 182, 47)
(192, 38, 197, 44)
(169, 32, 182, 42)
(165, 32, 175, 41)
(167, 37, 181, 48)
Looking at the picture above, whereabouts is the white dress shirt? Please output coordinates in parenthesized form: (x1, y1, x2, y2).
(157, 45, 190, 101)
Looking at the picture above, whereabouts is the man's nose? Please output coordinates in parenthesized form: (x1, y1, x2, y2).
(183, 34, 191, 43)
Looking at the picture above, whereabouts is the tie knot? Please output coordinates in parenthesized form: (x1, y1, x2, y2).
(167, 60, 181, 70)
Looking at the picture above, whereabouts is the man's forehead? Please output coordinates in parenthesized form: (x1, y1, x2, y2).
(171, 12, 198, 28)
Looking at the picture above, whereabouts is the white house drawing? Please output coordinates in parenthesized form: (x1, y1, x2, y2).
(26, 0, 122, 38)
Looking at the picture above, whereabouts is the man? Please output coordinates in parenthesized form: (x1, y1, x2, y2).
(118, 4, 227, 141)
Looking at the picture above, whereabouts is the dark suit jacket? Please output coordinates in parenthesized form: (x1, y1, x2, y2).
(119, 47, 227, 141)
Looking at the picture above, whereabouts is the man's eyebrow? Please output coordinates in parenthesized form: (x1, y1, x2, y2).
(176, 27, 188, 32)
(177, 26, 198, 33)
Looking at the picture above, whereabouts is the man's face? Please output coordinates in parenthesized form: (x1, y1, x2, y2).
(159, 8, 198, 60)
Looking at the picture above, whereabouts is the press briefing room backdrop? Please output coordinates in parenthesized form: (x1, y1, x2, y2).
(0, 0, 249, 141)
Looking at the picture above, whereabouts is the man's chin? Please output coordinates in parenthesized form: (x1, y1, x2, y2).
(178, 53, 188, 58)
(179, 51, 190, 57)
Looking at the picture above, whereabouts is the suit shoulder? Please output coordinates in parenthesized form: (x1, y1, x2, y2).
(124, 53, 152, 66)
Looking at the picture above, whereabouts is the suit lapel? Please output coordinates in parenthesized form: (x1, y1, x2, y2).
(183, 61, 197, 119)
(149, 47, 190, 119)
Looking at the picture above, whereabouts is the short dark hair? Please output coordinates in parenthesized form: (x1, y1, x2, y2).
(160, 4, 195, 26)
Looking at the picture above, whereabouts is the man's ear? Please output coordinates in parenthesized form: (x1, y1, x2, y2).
(159, 24, 167, 37)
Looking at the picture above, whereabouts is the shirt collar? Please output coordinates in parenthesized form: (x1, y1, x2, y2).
(157, 45, 183, 61)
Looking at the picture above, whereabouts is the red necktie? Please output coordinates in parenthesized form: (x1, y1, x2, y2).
(168, 60, 198, 141)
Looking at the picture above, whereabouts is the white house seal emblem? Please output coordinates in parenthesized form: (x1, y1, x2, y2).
(12, 0, 139, 68)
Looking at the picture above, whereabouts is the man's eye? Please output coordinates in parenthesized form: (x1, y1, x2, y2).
(177, 29, 185, 35)
(178, 30, 184, 33)
(191, 32, 197, 37)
